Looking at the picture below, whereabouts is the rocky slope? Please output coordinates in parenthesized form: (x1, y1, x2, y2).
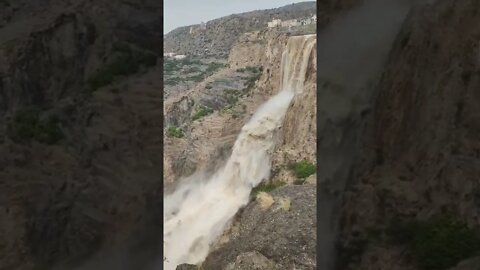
(335, 0, 480, 269)
(163, 0, 370, 58)
(163, 29, 291, 189)
(0, 1, 164, 269)
(163, 1, 316, 57)
(203, 185, 317, 270)
(164, 0, 370, 57)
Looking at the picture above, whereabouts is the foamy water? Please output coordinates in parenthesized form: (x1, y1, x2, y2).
(163, 34, 316, 270)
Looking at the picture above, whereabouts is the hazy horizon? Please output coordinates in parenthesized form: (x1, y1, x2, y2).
(164, 0, 312, 34)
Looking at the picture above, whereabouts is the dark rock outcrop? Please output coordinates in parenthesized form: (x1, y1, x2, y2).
(335, 0, 480, 269)
(0, 1, 163, 269)
(203, 185, 316, 270)
(176, 264, 198, 270)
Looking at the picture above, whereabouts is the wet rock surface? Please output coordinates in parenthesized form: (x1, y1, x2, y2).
(224, 252, 280, 270)
(203, 185, 316, 270)
(176, 264, 198, 270)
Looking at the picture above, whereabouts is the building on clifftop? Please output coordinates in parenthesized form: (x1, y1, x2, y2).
(267, 18, 282, 28)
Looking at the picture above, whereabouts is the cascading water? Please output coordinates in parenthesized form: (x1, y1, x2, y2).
(163, 34, 316, 270)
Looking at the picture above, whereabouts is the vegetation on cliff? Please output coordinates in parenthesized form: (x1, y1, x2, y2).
(8, 108, 63, 144)
(89, 42, 157, 90)
(388, 216, 480, 270)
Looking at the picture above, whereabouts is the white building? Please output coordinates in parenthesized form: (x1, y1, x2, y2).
(190, 22, 207, 35)
(173, 54, 187, 60)
(300, 18, 312, 25)
(281, 19, 300, 27)
(267, 16, 314, 28)
(267, 18, 282, 28)
(164, 53, 187, 60)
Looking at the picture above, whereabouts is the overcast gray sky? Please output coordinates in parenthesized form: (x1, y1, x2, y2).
(164, 0, 309, 34)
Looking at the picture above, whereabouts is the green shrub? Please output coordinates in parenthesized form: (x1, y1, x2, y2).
(215, 78, 230, 84)
(205, 62, 225, 73)
(237, 66, 262, 74)
(245, 66, 262, 74)
(227, 95, 239, 105)
(224, 89, 241, 96)
(224, 89, 241, 106)
(187, 73, 205, 82)
(221, 89, 243, 115)
(192, 105, 213, 121)
(10, 108, 38, 139)
(166, 126, 184, 138)
(289, 160, 316, 178)
(178, 58, 202, 66)
(89, 43, 157, 90)
(222, 106, 234, 114)
(244, 69, 262, 92)
(289, 24, 316, 35)
(387, 215, 480, 270)
(252, 181, 285, 194)
(386, 217, 417, 245)
(35, 118, 64, 144)
(9, 108, 63, 144)
(164, 56, 201, 74)
(184, 66, 201, 73)
(336, 239, 368, 270)
(164, 59, 181, 74)
(413, 216, 480, 270)
(165, 77, 181, 86)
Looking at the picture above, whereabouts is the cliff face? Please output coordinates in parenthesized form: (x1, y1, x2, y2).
(0, 1, 164, 269)
(163, 28, 295, 188)
(200, 40, 317, 269)
(0, 0, 162, 113)
(163, 0, 369, 58)
(163, 2, 316, 58)
(271, 45, 317, 184)
(337, 0, 480, 269)
(203, 185, 317, 270)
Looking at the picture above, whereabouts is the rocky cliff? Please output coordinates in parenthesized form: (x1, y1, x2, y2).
(0, 1, 164, 269)
(163, 1, 316, 58)
(336, 0, 480, 269)
(163, 29, 291, 188)
(163, 0, 372, 58)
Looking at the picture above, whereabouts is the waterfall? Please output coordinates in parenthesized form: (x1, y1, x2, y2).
(163, 34, 316, 270)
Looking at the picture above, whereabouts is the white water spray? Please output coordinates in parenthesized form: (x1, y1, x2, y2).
(163, 35, 316, 270)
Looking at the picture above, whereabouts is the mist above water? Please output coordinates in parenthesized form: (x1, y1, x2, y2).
(163, 34, 316, 270)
